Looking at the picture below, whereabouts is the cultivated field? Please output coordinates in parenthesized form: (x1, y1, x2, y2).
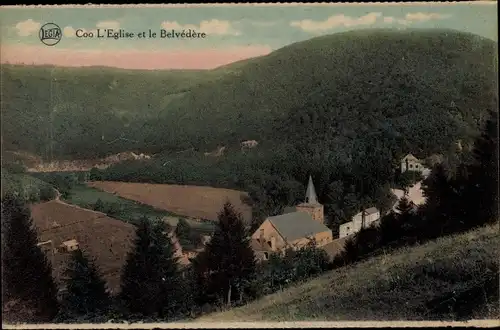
(87, 181, 253, 222)
(30, 200, 136, 293)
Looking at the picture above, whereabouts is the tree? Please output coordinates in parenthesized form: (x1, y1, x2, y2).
(1, 193, 59, 321)
(463, 110, 499, 227)
(175, 218, 191, 240)
(59, 249, 110, 318)
(119, 217, 183, 318)
(195, 202, 257, 307)
(93, 198, 105, 212)
(421, 164, 461, 238)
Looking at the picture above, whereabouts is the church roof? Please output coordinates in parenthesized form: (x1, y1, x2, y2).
(267, 211, 330, 243)
(305, 175, 319, 204)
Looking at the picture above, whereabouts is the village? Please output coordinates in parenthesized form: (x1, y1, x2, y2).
(31, 152, 431, 294)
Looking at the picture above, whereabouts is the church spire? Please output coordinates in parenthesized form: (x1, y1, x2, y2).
(305, 175, 318, 204)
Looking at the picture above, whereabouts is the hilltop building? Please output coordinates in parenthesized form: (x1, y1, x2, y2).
(400, 153, 431, 178)
(250, 176, 333, 262)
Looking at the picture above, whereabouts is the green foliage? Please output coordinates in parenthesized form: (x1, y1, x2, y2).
(93, 198, 105, 212)
(334, 112, 499, 268)
(175, 218, 191, 240)
(3, 162, 27, 174)
(395, 171, 423, 189)
(119, 217, 185, 318)
(1, 171, 56, 202)
(89, 167, 103, 181)
(194, 202, 257, 307)
(261, 242, 331, 295)
(462, 110, 499, 226)
(1, 193, 59, 321)
(59, 249, 110, 318)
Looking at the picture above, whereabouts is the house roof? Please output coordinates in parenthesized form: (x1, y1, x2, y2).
(61, 239, 78, 247)
(365, 207, 379, 215)
(402, 154, 420, 162)
(267, 211, 331, 243)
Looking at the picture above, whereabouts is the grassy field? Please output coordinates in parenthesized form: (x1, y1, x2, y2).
(64, 184, 215, 235)
(197, 224, 499, 321)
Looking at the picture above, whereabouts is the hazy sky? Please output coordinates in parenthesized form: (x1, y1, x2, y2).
(1, 2, 497, 70)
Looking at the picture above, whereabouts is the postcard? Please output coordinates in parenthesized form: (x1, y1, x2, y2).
(1, 2, 498, 328)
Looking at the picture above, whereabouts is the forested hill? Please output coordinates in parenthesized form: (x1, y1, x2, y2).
(1, 28, 497, 161)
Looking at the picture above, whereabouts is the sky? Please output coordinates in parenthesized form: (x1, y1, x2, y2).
(1, 2, 497, 70)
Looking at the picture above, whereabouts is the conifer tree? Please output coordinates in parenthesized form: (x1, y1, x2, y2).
(197, 202, 256, 307)
(175, 218, 191, 240)
(464, 110, 499, 226)
(60, 249, 110, 318)
(421, 164, 460, 237)
(119, 217, 182, 318)
(1, 193, 59, 321)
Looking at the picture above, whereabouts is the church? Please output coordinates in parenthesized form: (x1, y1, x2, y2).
(250, 176, 333, 262)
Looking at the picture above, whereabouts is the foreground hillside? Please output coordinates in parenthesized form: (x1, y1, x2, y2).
(198, 225, 499, 321)
(2, 29, 497, 160)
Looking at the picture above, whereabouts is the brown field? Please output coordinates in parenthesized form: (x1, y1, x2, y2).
(87, 181, 253, 222)
(30, 200, 136, 294)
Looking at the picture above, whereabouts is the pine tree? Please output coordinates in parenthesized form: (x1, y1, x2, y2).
(175, 218, 191, 240)
(197, 202, 256, 307)
(1, 193, 59, 321)
(60, 249, 110, 318)
(119, 217, 182, 318)
(421, 164, 460, 237)
(464, 110, 499, 226)
(395, 197, 418, 245)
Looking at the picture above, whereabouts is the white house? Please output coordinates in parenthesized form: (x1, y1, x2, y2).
(401, 153, 432, 178)
(339, 207, 381, 238)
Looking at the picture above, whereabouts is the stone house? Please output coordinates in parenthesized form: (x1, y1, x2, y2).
(339, 207, 381, 238)
(250, 176, 333, 261)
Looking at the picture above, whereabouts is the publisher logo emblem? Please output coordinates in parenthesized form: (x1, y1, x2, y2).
(39, 23, 62, 46)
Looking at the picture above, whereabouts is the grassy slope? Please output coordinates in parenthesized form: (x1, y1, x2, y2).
(198, 225, 499, 321)
(2, 29, 497, 159)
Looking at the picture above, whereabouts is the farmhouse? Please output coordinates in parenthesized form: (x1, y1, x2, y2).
(59, 239, 79, 253)
(250, 176, 333, 261)
(339, 207, 381, 239)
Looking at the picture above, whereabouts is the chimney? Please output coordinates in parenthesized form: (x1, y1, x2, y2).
(361, 209, 366, 229)
(259, 229, 265, 247)
(270, 236, 276, 251)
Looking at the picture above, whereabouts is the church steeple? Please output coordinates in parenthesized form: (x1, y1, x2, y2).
(296, 175, 324, 223)
(305, 175, 318, 204)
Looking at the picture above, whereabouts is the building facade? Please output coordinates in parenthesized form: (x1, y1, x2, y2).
(250, 176, 333, 261)
(339, 207, 381, 238)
